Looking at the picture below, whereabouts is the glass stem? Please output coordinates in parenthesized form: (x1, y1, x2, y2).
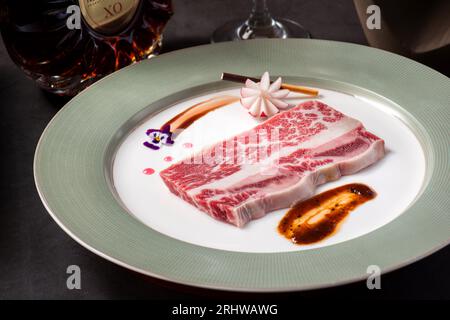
(247, 0, 275, 28)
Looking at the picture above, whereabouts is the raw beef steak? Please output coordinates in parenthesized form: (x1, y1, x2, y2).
(160, 101, 385, 227)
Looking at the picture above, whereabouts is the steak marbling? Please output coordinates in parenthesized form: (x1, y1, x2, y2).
(160, 101, 385, 227)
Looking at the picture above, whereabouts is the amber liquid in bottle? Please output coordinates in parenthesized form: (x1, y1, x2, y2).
(0, 0, 173, 95)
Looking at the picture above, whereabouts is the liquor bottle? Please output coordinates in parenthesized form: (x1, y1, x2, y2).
(0, 0, 173, 96)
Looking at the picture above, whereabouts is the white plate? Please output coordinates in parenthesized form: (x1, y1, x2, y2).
(112, 87, 425, 253)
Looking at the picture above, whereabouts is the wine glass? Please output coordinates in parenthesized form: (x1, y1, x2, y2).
(211, 0, 310, 42)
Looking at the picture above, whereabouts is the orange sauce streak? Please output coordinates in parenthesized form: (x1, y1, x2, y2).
(161, 95, 239, 132)
(278, 183, 376, 245)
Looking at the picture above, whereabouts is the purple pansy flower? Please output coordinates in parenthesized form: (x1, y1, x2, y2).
(143, 124, 174, 150)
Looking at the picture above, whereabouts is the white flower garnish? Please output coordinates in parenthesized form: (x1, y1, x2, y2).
(240, 71, 290, 118)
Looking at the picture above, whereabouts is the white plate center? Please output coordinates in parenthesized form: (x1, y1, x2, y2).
(112, 87, 426, 253)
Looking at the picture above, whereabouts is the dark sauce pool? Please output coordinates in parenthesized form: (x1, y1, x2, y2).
(278, 183, 376, 245)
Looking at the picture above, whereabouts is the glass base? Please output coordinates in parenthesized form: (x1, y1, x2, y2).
(211, 18, 310, 43)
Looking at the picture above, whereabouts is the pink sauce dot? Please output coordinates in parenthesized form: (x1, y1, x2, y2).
(164, 156, 173, 162)
(183, 142, 193, 148)
(143, 168, 155, 175)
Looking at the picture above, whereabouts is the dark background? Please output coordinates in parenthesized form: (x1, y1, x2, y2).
(0, 0, 449, 299)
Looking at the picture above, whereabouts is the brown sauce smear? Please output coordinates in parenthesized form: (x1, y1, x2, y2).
(278, 183, 376, 245)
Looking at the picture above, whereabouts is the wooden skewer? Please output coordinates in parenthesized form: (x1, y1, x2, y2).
(221, 72, 319, 96)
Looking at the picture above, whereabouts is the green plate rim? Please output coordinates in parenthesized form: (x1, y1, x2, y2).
(34, 39, 450, 292)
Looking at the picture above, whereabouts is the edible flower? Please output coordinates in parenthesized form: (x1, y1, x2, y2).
(240, 72, 290, 118)
(143, 124, 174, 150)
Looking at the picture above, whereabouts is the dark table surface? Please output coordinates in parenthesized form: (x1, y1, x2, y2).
(1, 0, 449, 300)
